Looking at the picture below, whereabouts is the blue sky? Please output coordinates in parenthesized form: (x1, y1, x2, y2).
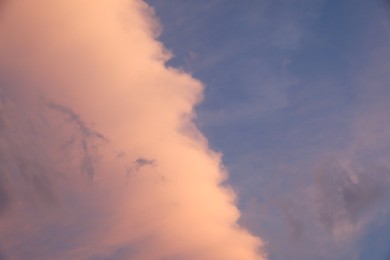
(146, 0, 390, 259)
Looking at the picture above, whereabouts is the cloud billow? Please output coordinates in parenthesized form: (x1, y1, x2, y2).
(0, 0, 264, 259)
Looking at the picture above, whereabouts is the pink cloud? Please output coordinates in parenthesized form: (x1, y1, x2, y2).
(0, 0, 264, 259)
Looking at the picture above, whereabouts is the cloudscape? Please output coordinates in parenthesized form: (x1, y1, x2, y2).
(2, 0, 390, 259)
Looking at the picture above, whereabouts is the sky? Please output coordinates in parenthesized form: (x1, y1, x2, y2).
(0, 0, 390, 259)
(146, 0, 390, 259)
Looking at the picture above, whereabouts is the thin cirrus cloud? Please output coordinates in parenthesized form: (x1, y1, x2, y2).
(0, 0, 264, 259)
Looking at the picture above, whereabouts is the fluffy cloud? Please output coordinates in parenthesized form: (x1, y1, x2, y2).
(0, 0, 264, 259)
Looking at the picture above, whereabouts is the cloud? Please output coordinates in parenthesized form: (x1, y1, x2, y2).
(314, 155, 389, 239)
(0, 0, 264, 259)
